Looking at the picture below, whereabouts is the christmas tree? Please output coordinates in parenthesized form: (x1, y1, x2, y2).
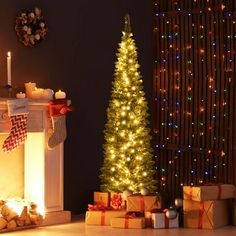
(100, 14, 156, 193)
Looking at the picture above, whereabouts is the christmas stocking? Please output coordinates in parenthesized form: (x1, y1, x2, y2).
(2, 99, 29, 153)
(47, 99, 72, 149)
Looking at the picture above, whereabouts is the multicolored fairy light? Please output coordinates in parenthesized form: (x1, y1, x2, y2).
(153, 0, 235, 198)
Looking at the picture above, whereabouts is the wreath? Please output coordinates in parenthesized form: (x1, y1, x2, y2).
(15, 7, 48, 47)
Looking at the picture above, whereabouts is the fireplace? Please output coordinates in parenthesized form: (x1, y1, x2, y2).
(0, 99, 71, 229)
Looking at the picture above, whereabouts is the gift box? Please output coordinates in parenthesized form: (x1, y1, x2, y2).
(110, 192, 126, 210)
(183, 184, 235, 202)
(93, 192, 126, 210)
(127, 194, 161, 212)
(85, 210, 126, 225)
(183, 199, 230, 229)
(94, 192, 110, 207)
(152, 212, 179, 229)
(111, 217, 145, 229)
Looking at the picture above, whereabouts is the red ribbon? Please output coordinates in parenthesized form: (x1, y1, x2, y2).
(101, 211, 106, 225)
(140, 195, 145, 212)
(189, 186, 193, 200)
(124, 213, 136, 229)
(198, 201, 204, 229)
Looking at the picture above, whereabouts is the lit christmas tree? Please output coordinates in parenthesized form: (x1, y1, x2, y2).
(100, 14, 156, 193)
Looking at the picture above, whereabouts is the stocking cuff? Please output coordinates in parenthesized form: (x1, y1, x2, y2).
(7, 99, 29, 116)
(49, 99, 73, 117)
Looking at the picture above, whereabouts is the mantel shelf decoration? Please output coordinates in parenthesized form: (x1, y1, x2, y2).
(15, 7, 48, 47)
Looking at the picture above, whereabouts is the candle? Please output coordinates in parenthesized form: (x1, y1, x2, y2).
(31, 87, 44, 99)
(55, 90, 66, 99)
(16, 92, 26, 99)
(7, 51, 12, 86)
(25, 82, 36, 98)
(41, 88, 54, 99)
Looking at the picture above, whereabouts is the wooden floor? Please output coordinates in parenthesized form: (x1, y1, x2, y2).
(2, 219, 236, 236)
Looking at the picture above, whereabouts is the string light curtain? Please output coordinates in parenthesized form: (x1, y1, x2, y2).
(153, 0, 236, 200)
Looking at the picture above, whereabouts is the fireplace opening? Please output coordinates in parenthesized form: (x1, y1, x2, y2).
(0, 133, 45, 230)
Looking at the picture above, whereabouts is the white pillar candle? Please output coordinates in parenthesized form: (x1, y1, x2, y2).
(31, 88, 44, 99)
(25, 82, 36, 98)
(16, 92, 26, 99)
(55, 90, 66, 99)
(7, 51, 12, 86)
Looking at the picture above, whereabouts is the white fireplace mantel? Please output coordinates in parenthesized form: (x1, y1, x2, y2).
(0, 98, 71, 226)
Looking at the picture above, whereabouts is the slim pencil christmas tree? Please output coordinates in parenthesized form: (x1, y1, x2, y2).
(100, 14, 156, 193)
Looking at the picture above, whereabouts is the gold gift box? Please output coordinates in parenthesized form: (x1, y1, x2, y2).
(94, 192, 110, 207)
(183, 199, 230, 229)
(183, 184, 235, 202)
(85, 210, 126, 226)
(127, 194, 161, 212)
(111, 217, 145, 229)
(93, 192, 126, 210)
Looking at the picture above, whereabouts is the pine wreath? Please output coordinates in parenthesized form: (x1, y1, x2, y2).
(15, 7, 48, 47)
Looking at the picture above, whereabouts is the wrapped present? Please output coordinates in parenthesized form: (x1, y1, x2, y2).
(183, 199, 230, 229)
(85, 210, 126, 225)
(110, 192, 126, 210)
(111, 215, 145, 229)
(152, 211, 179, 229)
(94, 192, 110, 207)
(183, 184, 235, 202)
(127, 194, 161, 212)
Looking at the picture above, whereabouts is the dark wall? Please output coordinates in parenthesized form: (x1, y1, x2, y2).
(0, 0, 153, 214)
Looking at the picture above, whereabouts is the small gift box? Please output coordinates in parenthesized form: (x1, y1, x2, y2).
(183, 184, 235, 202)
(111, 214, 145, 229)
(183, 199, 230, 229)
(127, 194, 161, 212)
(94, 192, 110, 207)
(110, 192, 126, 210)
(85, 210, 127, 226)
(151, 210, 179, 229)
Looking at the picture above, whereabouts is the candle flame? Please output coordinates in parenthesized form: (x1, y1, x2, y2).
(7, 51, 11, 57)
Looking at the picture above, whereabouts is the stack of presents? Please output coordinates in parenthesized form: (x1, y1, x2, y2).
(85, 184, 236, 229)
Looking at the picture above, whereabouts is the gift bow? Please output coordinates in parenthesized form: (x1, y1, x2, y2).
(125, 212, 136, 219)
(111, 193, 123, 208)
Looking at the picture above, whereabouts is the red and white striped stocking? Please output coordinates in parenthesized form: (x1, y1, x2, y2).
(2, 99, 28, 153)
(2, 114, 28, 153)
